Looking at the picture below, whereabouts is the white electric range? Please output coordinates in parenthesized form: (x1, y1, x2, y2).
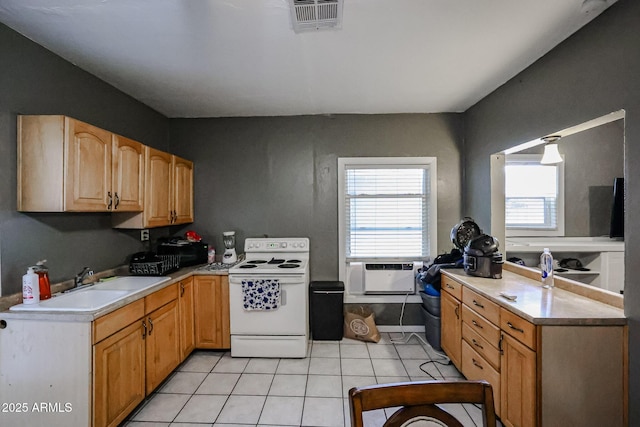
(228, 237, 310, 358)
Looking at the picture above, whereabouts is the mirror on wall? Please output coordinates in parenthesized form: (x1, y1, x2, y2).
(490, 110, 625, 294)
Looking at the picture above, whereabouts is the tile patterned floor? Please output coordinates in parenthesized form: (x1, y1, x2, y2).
(123, 332, 500, 427)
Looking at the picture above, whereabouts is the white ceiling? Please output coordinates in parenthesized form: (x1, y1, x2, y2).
(0, 0, 616, 118)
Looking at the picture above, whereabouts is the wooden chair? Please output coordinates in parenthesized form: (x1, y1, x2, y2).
(348, 380, 496, 427)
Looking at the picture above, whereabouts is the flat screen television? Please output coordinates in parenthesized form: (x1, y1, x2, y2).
(610, 177, 624, 238)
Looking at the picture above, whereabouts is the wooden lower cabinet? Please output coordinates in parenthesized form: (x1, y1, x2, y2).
(145, 298, 181, 394)
(179, 277, 196, 360)
(92, 284, 181, 427)
(440, 290, 462, 368)
(194, 275, 231, 349)
(94, 320, 146, 427)
(500, 333, 536, 427)
(440, 273, 627, 427)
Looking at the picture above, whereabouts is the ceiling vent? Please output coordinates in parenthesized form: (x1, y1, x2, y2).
(290, 0, 343, 33)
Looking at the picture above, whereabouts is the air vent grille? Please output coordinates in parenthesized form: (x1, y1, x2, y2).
(290, 0, 343, 32)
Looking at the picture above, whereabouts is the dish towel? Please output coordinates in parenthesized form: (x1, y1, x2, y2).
(241, 279, 281, 311)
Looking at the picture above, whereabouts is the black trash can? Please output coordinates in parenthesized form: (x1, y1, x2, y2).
(309, 281, 345, 340)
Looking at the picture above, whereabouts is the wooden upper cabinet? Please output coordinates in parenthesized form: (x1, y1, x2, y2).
(65, 118, 112, 211)
(144, 147, 174, 227)
(112, 135, 145, 212)
(173, 155, 194, 225)
(17, 115, 144, 213)
(112, 148, 194, 229)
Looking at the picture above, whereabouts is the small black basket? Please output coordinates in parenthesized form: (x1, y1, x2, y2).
(129, 255, 180, 276)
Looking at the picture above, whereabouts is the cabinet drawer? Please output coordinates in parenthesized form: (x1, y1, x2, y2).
(461, 340, 501, 417)
(500, 308, 537, 350)
(462, 321, 500, 371)
(462, 304, 500, 347)
(145, 283, 178, 314)
(463, 288, 500, 325)
(441, 275, 462, 300)
(93, 298, 145, 344)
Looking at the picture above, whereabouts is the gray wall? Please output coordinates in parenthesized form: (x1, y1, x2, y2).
(516, 119, 624, 236)
(464, 0, 639, 422)
(169, 114, 465, 282)
(0, 23, 170, 294)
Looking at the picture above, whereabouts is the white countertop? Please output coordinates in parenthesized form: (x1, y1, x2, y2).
(442, 268, 625, 326)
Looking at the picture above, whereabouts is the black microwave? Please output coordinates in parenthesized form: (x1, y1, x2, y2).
(156, 239, 208, 267)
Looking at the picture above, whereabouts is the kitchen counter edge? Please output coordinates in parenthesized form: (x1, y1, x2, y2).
(0, 265, 227, 321)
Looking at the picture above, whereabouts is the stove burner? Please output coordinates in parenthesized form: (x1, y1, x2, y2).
(239, 264, 258, 269)
(278, 263, 300, 269)
(268, 258, 286, 264)
(247, 260, 267, 264)
(286, 259, 302, 263)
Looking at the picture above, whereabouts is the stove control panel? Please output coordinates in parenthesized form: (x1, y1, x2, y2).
(245, 238, 309, 252)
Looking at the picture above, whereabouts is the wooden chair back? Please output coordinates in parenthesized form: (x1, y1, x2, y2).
(348, 380, 496, 427)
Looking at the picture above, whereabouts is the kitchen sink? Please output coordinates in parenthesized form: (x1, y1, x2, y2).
(10, 276, 170, 312)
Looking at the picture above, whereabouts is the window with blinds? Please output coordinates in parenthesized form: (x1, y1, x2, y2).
(505, 154, 564, 236)
(338, 158, 437, 261)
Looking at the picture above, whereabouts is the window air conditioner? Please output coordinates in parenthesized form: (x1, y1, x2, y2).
(363, 263, 416, 295)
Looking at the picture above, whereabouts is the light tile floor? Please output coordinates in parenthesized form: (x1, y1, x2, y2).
(123, 332, 502, 427)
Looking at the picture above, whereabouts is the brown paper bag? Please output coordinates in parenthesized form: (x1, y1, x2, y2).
(343, 306, 381, 343)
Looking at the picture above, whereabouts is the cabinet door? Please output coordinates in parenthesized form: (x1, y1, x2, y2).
(112, 135, 144, 212)
(179, 277, 196, 360)
(194, 275, 231, 349)
(173, 155, 194, 225)
(441, 291, 462, 369)
(65, 117, 113, 211)
(145, 300, 181, 394)
(94, 320, 146, 427)
(500, 333, 537, 427)
(144, 147, 173, 227)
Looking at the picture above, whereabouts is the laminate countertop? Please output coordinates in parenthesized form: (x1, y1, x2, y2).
(442, 267, 626, 326)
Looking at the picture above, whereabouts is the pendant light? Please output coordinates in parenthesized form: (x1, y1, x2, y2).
(540, 135, 563, 164)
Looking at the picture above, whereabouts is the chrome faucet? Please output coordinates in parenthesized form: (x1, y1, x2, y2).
(75, 267, 94, 288)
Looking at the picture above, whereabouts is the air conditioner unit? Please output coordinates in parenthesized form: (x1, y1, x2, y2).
(363, 263, 416, 295)
(289, 0, 343, 33)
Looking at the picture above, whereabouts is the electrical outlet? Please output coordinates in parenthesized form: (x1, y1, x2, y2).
(140, 229, 149, 241)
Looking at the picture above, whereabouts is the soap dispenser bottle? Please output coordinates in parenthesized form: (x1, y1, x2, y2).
(22, 266, 40, 304)
(34, 260, 51, 300)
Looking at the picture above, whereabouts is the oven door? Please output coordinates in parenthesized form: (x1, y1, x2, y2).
(228, 274, 308, 335)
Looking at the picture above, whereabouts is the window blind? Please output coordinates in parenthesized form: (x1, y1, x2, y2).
(344, 166, 430, 260)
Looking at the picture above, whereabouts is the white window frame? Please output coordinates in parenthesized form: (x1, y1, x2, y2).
(505, 154, 565, 237)
(338, 157, 438, 283)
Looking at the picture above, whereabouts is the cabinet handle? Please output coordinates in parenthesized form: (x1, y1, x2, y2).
(114, 192, 120, 209)
(148, 317, 154, 335)
(499, 333, 504, 355)
(142, 320, 147, 339)
(180, 283, 185, 297)
(107, 191, 113, 209)
(472, 299, 484, 309)
(472, 338, 484, 350)
(507, 321, 524, 334)
(446, 283, 454, 290)
(454, 305, 460, 319)
(472, 320, 483, 329)
(472, 358, 484, 369)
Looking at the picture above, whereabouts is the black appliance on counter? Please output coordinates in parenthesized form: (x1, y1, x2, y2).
(157, 237, 209, 267)
(463, 234, 504, 279)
